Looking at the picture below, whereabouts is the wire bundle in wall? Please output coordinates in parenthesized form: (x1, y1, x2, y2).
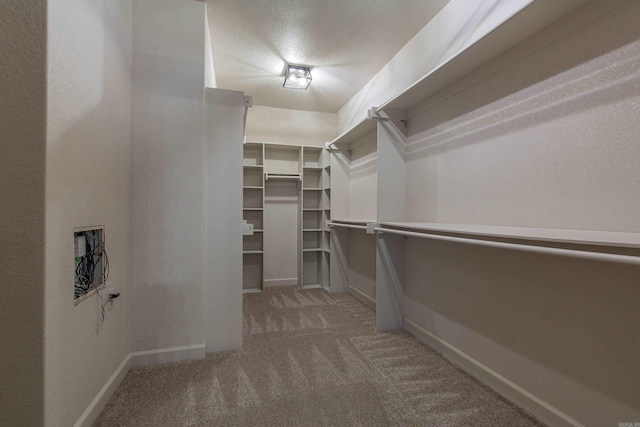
(74, 229, 109, 300)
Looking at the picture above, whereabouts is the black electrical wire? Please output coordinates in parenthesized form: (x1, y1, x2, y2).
(74, 230, 110, 300)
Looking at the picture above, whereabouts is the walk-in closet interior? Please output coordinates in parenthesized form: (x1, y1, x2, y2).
(5, 0, 639, 426)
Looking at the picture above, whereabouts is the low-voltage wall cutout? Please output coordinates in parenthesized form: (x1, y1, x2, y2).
(74, 226, 109, 303)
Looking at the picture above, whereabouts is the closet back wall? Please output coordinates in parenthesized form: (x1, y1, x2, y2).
(246, 105, 336, 147)
(264, 180, 300, 287)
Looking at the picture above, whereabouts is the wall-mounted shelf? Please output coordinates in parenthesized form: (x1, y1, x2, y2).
(243, 208, 263, 211)
(376, 0, 588, 118)
(327, 118, 377, 151)
(243, 250, 264, 254)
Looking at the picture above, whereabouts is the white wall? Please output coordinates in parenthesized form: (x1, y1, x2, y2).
(0, 1, 47, 425)
(336, 0, 588, 134)
(204, 88, 244, 352)
(400, 1, 640, 425)
(45, 1, 132, 426)
(246, 105, 336, 146)
(404, 0, 640, 231)
(264, 181, 300, 286)
(131, 0, 206, 352)
(204, 3, 217, 88)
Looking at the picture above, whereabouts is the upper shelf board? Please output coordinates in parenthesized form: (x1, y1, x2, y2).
(327, 118, 377, 151)
(378, 0, 589, 116)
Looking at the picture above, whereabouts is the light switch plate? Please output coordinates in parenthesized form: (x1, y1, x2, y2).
(242, 222, 254, 236)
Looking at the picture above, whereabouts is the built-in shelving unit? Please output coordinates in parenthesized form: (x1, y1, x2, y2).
(242, 142, 264, 293)
(301, 146, 331, 290)
(243, 142, 331, 292)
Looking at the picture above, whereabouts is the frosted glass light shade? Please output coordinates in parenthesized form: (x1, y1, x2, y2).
(283, 65, 312, 90)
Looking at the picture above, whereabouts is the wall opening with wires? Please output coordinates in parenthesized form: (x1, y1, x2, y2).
(74, 226, 109, 304)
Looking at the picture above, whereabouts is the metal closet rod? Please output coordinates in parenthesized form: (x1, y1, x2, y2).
(374, 227, 640, 266)
(328, 222, 368, 230)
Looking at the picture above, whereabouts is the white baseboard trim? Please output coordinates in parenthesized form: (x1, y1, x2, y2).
(348, 285, 376, 308)
(264, 278, 298, 287)
(403, 317, 583, 427)
(74, 353, 132, 427)
(75, 343, 207, 427)
(130, 343, 207, 367)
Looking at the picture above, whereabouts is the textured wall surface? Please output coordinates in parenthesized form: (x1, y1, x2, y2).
(44, 1, 133, 425)
(131, 0, 206, 352)
(405, 0, 640, 232)
(0, 1, 47, 425)
(246, 105, 336, 146)
(401, 1, 640, 424)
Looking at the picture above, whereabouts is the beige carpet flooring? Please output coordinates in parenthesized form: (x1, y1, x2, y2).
(95, 287, 545, 426)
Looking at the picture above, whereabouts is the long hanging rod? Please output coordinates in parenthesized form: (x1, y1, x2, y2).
(328, 222, 368, 230)
(374, 227, 640, 266)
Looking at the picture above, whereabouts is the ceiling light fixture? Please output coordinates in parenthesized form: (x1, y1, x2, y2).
(283, 64, 312, 90)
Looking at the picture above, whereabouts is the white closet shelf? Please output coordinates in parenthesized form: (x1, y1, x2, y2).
(243, 164, 263, 169)
(303, 166, 323, 170)
(303, 229, 323, 232)
(243, 186, 263, 189)
(303, 209, 322, 211)
(323, 249, 331, 254)
(378, 222, 640, 249)
(243, 208, 263, 211)
(376, 0, 585, 117)
(302, 248, 323, 252)
(327, 118, 377, 151)
(303, 188, 322, 191)
(243, 250, 263, 254)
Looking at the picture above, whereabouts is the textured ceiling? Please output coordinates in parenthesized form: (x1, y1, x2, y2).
(206, 0, 451, 113)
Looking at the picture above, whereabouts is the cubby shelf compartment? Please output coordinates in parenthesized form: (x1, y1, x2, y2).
(243, 143, 264, 166)
(302, 251, 322, 287)
(303, 147, 323, 168)
(243, 252, 263, 292)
